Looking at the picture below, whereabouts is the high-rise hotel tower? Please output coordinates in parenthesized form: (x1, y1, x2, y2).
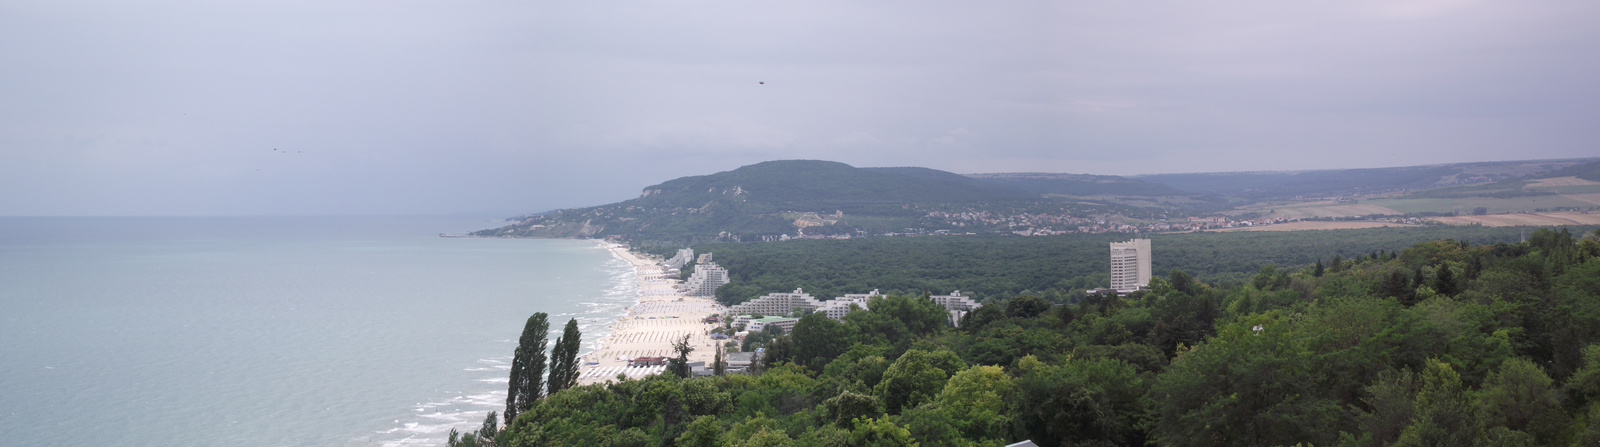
(1110, 238, 1152, 293)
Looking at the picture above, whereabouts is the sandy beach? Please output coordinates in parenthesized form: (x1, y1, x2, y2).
(575, 242, 727, 385)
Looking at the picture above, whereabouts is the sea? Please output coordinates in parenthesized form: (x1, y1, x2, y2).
(0, 216, 638, 447)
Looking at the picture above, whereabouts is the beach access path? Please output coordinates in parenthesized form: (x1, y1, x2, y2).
(577, 243, 727, 385)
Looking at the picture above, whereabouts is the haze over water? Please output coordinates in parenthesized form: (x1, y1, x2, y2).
(0, 216, 636, 446)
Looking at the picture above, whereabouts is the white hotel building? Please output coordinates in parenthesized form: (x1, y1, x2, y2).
(1110, 238, 1152, 294)
(681, 262, 729, 298)
(728, 288, 823, 317)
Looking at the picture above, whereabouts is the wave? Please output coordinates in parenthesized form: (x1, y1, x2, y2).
(372, 241, 643, 447)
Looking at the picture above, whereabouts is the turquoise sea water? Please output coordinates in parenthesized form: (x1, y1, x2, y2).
(0, 216, 636, 446)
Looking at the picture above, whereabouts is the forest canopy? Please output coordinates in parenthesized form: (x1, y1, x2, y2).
(474, 228, 1600, 446)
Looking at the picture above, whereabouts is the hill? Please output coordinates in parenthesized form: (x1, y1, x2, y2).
(471, 160, 1040, 244)
(629, 161, 1031, 212)
(965, 172, 1187, 197)
(472, 158, 1600, 246)
(1137, 158, 1597, 200)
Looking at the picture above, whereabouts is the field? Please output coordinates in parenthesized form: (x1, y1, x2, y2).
(1525, 176, 1600, 188)
(1212, 221, 1420, 232)
(1366, 195, 1598, 214)
(1233, 201, 1402, 219)
(1428, 212, 1600, 227)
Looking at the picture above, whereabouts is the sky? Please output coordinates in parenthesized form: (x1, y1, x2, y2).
(3, 0, 1598, 216)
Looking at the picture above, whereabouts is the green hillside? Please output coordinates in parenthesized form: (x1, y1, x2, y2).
(631, 161, 1031, 213)
(471, 160, 1039, 243)
(1540, 159, 1600, 182)
(967, 172, 1188, 197)
(471, 158, 1600, 246)
(1137, 158, 1598, 200)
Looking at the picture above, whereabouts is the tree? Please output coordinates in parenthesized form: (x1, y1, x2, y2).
(792, 313, 851, 371)
(447, 412, 499, 447)
(1016, 356, 1147, 446)
(1375, 270, 1414, 305)
(1476, 358, 1565, 443)
(713, 342, 727, 376)
(667, 334, 695, 378)
(823, 390, 883, 427)
(547, 318, 582, 396)
(1005, 295, 1052, 319)
(1394, 359, 1480, 447)
(479, 411, 499, 441)
(932, 365, 1014, 441)
(1351, 370, 1418, 447)
(1432, 264, 1458, 297)
(505, 313, 549, 425)
(761, 335, 793, 370)
(875, 349, 966, 414)
(1150, 322, 1342, 447)
(848, 418, 919, 447)
(1314, 259, 1325, 277)
(676, 415, 722, 447)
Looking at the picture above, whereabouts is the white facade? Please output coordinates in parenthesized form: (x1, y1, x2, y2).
(682, 262, 729, 298)
(661, 248, 694, 271)
(729, 289, 884, 321)
(1110, 238, 1152, 293)
(730, 288, 823, 317)
(929, 290, 983, 326)
(744, 317, 800, 334)
(818, 289, 879, 320)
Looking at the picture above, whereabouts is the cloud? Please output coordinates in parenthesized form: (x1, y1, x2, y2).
(2, 0, 1597, 215)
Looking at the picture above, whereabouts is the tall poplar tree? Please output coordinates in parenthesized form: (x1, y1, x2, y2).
(547, 318, 581, 396)
(504, 312, 549, 425)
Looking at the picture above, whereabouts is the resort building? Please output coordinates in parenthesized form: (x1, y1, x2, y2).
(744, 316, 800, 334)
(725, 352, 757, 372)
(661, 248, 694, 271)
(1110, 238, 1152, 294)
(817, 289, 879, 320)
(730, 288, 823, 317)
(681, 262, 729, 298)
(929, 290, 983, 326)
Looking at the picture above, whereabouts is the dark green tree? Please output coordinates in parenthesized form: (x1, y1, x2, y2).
(713, 341, 726, 376)
(1351, 370, 1419, 447)
(505, 312, 549, 425)
(1314, 259, 1325, 277)
(875, 349, 966, 414)
(1432, 264, 1458, 296)
(792, 313, 851, 371)
(1476, 358, 1565, 443)
(1005, 295, 1052, 319)
(1395, 359, 1480, 446)
(761, 335, 793, 369)
(1376, 270, 1414, 305)
(666, 334, 695, 378)
(1412, 267, 1427, 294)
(481, 411, 499, 440)
(547, 318, 582, 396)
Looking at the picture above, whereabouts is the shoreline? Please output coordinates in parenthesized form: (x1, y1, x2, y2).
(578, 241, 725, 385)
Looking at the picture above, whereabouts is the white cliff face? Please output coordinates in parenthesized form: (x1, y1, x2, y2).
(576, 219, 605, 237)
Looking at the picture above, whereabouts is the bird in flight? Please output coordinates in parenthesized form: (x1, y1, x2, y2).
(759, 82, 764, 85)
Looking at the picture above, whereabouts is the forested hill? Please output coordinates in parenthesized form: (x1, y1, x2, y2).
(470, 160, 1041, 244)
(632, 161, 1031, 211)
(965, 172, 1187, 197)
(470, 157, 1600, 245)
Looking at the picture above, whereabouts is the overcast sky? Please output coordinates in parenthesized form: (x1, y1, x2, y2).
(3, 0, 1597, 216)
